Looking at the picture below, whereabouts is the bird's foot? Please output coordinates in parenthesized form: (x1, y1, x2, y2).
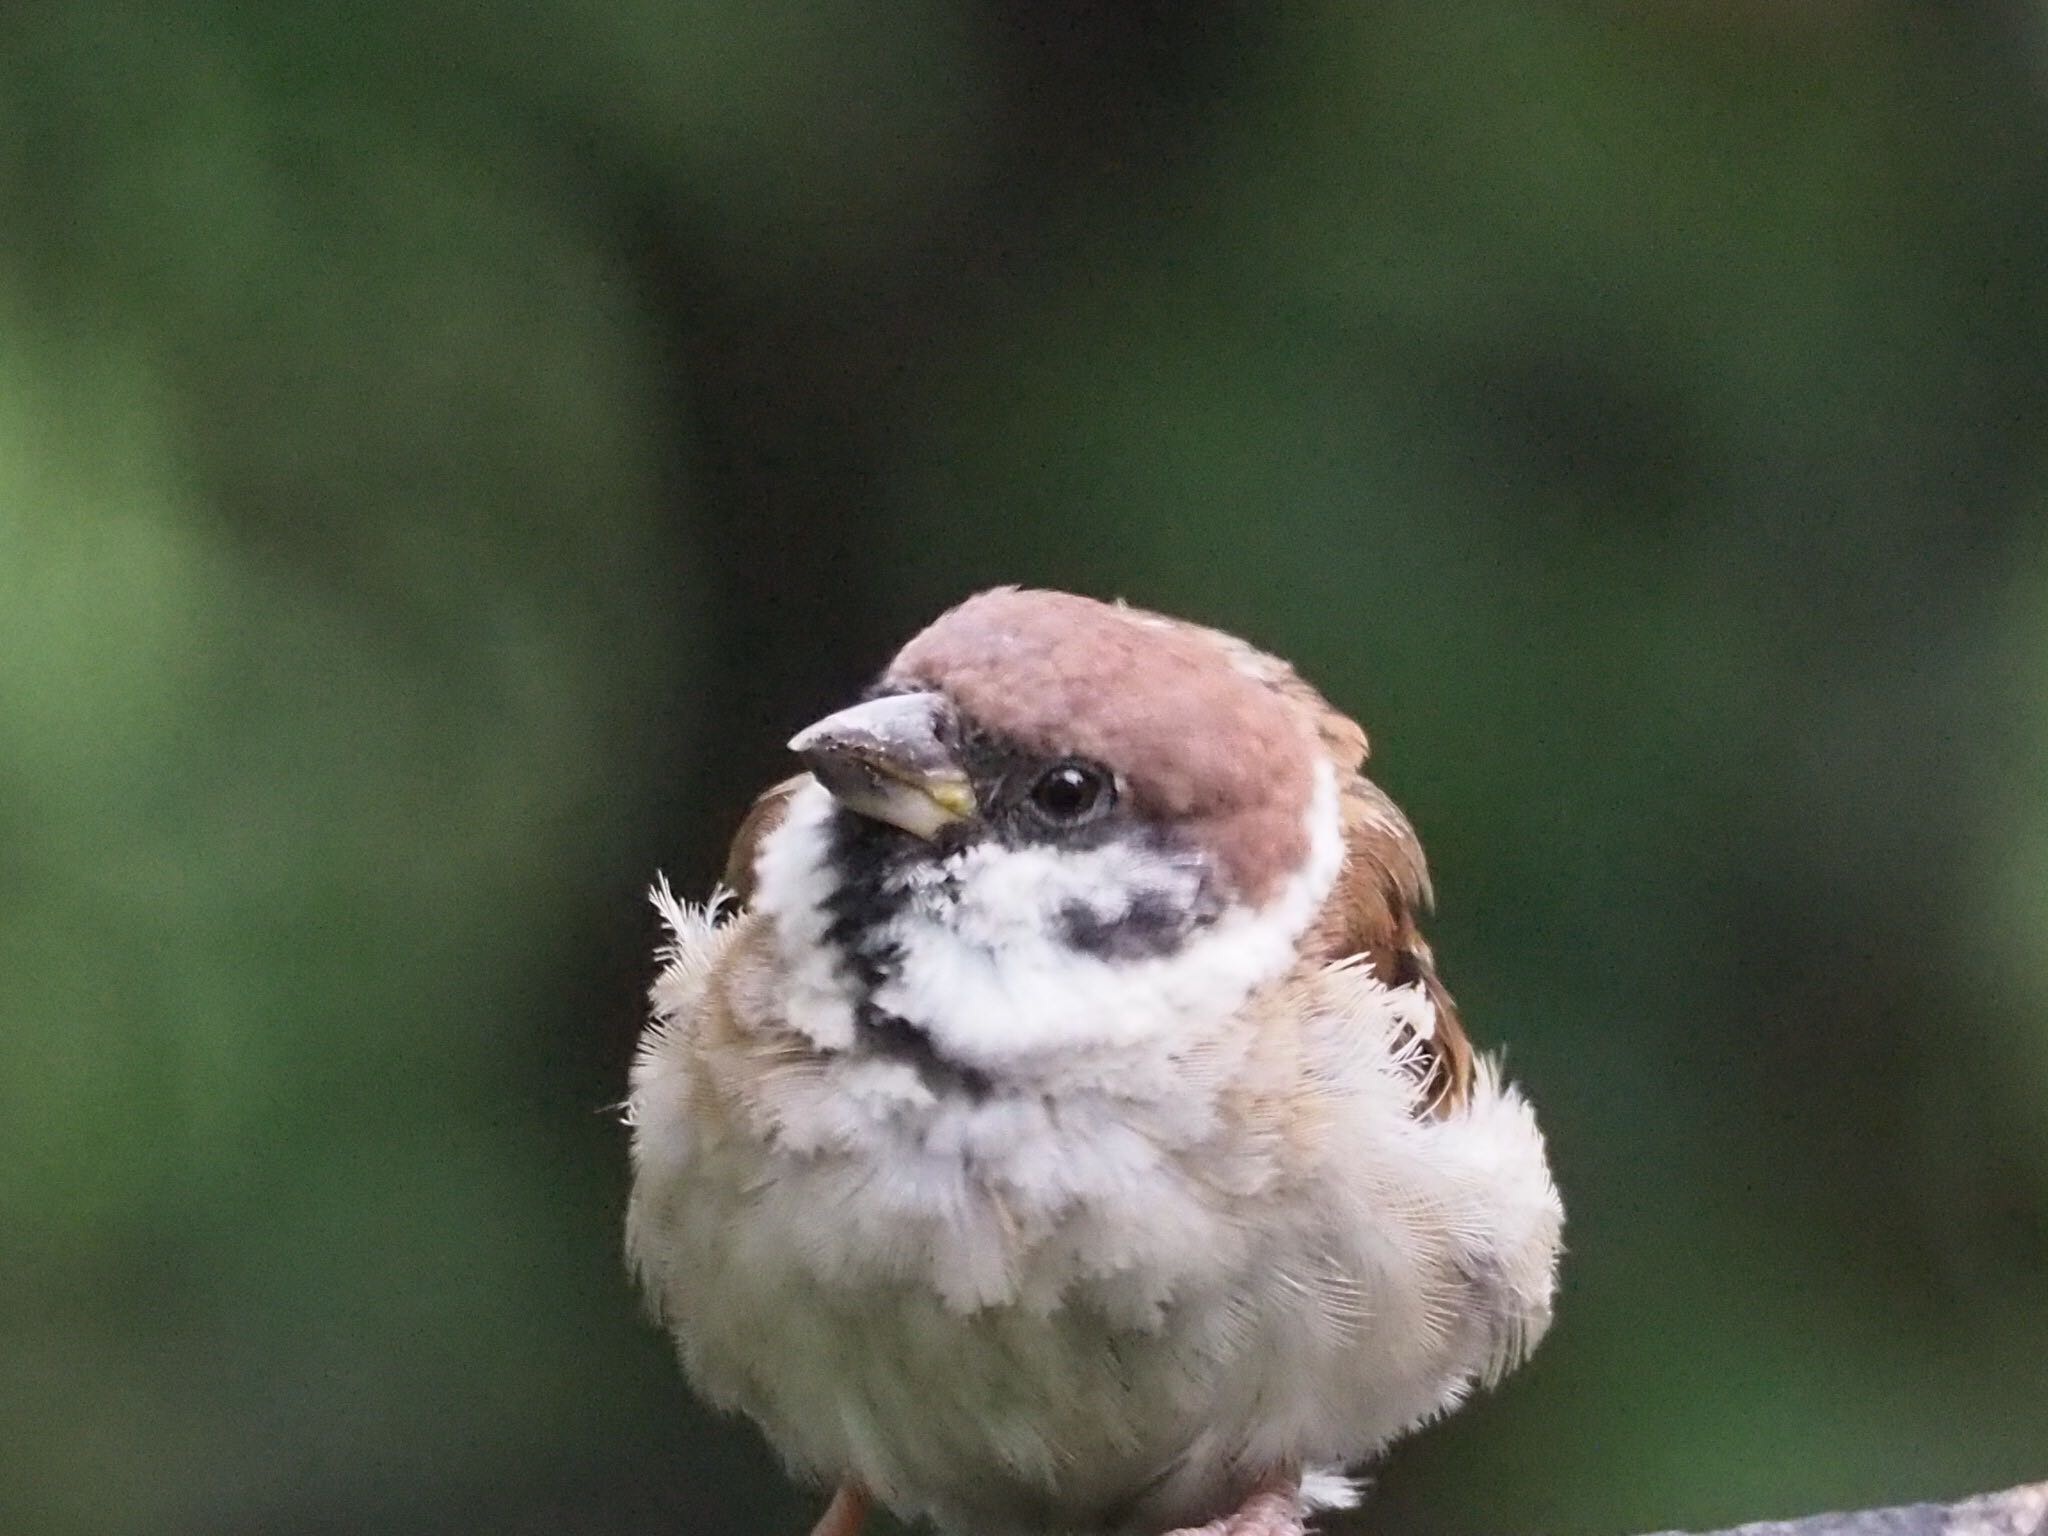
(1163, 1484, 1308, 1536)
(807, 1484, 870, 1536)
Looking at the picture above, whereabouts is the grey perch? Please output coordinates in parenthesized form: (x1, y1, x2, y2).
(1644, 1484, 2047, 1536)
(832, 1485, 2048, 1536)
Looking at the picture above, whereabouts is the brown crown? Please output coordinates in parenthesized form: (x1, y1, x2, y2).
(888, 588, 1327, 903)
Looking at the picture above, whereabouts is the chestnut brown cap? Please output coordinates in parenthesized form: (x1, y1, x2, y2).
(888, 588, 1327, 904)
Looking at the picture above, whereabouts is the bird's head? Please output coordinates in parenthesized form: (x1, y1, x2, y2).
(749, 589, 1350, 1081)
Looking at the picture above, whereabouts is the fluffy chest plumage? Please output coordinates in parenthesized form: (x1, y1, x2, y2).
(674, 1135, 1370, 1536)
(635, 1006, 1375, 1535)
(626, 889, 1560, 1536)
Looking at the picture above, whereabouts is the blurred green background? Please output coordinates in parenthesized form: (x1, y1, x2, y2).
(5, 3, 2046, 1534)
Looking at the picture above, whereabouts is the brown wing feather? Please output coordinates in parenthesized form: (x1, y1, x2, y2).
(1232, 662, 1468, 1117)
(721, 775, 809, 903)
(1308, 773, 1475, 1117)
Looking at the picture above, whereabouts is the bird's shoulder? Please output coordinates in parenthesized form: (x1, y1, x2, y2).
(632, 880, 804, 1166)
(721, 773, 809, 903)
(1247, 660, 1474, 1118)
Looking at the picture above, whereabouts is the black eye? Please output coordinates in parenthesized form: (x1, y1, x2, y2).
(1027, 760, 1115, 824)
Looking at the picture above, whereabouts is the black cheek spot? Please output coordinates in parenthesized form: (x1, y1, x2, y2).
(1057, 888, 1196, 961)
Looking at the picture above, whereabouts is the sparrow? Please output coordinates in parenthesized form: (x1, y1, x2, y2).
(625, 588, 1562, 1536)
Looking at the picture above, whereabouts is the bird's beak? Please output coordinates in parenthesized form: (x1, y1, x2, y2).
(788, 691, 976, 841)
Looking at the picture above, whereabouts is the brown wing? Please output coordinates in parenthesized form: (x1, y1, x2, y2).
(721, 775, 809, 903)
(1307, 774, 1475, 1117)
(1265, 671, 1471, 1116)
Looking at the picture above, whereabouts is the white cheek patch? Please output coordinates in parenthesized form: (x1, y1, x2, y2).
(752, 760, 1345, 1074)
(880, 760, 1342, 1071)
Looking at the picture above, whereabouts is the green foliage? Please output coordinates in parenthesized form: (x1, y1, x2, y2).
(3, 4, 2044, 1533)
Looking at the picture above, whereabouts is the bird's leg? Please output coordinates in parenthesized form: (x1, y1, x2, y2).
(807, 1484, 871, 1536)
(1162, 1481, 1307, 1536)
